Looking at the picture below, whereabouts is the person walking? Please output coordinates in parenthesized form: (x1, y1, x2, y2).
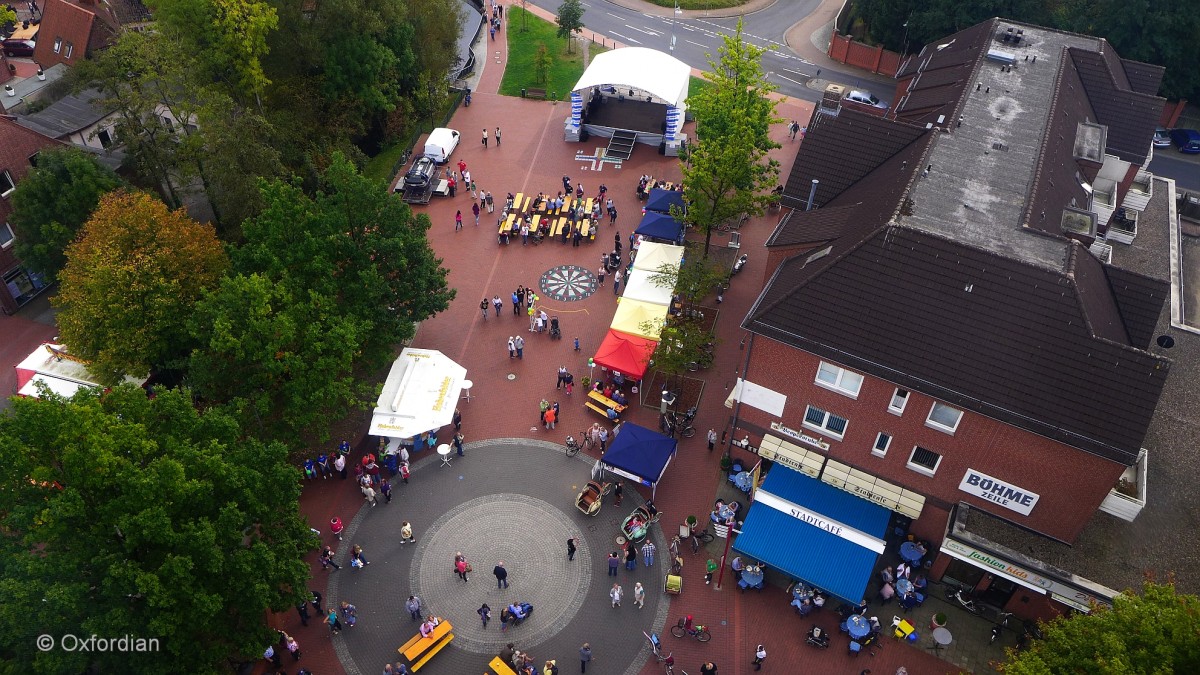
(481, 298, 489, 320)
(753, 644, 767, 670)
(340, 600, 358, 627)
(557, 365, 568, 389)
(597, 266, 606, 286)
(599, 426, 609, 453)
(624, 544, 637, 571)
(613, 269, 623, 295)
(310, 589, 324, 615)
(493, 295, 504, 317)
(789, 120, 800, 140)
(514, 335, 524, 359)
(381, 477, 392, 503)
(707, 428, 717, 451)
(264, 644, 282, 668)
(401, 521, 416, 544)
(607, 552, 620, 576)
(508, 336, 516, 359)
(350, 544, 370, 567)
(496, 127, 502, 146)
(612, 480, 622, 505)
(543, 405, 556, 430)
(705, 558, 718, 584)
(406, 595, 422, 621)
(296, 600, 311, 626)
(482, 128, 489, 148)
(472, 201, 481, 226)
(609, 583, 623, 608)
(512, 291, 521, 315)
(324, 608, 343, 635)
(567, 537, 577, 561)
(579, 643, 592, 674)
(320, 545, 341, 570)
(700, 663, 718, 675)
(633, 582, 646, 609)
(642, 539, 656, 567)
(455, 210, 463, 231)
(493, 561, 509, 589)
(454, 432, 465, 457)
(453, 408, 463, 432)
(486, 191, 495, 213)
(479, 603, 492, 629)
(284, 633, 301, 661)
(455, 553, 470, 582)
(334, 452, 347, 479)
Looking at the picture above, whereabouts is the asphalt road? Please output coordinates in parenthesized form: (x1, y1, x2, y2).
(1148, 151, 1200, 192)
(529, 0, 891, 104)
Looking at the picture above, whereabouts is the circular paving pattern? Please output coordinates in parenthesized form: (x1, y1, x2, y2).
(412, 494, 591, 654)
(539, 265, 597, 302)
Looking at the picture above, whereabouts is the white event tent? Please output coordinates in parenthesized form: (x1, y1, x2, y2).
(369, 348, 468, 442)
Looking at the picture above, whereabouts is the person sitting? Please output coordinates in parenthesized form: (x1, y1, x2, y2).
(612, 390, 627, 406)
(798, 599, 814, 616)
(645, 500, 658, 517)
(420, 620, 436, 637)
(602, 384, 613, 399)
(731, 556, 744, 580)
(606, 407, 619, 421)
(913, 575, 928, 592)
(628, 516, 643, 530)
(510, 603, 526, 620)
(813, 591, 826, 608)
(612, 371, 625, 387)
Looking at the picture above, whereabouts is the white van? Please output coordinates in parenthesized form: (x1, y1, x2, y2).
(423, 128, 460, 164)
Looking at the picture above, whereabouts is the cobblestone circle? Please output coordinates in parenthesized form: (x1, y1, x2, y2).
(412, 494, 591, 653)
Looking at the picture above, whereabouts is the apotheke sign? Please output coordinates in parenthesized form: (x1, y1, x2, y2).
(958, 469, 1039, 516)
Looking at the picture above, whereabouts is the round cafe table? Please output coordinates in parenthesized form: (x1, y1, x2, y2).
(739, 566, 764, 591)
(900, 541, 925, 564)
(931, 626, 953, 652)
(437, 443, 453, 467)
(895, 578, 914, 596)
(846, 613, 871, 639)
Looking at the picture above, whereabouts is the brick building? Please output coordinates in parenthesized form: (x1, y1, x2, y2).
(727, 19, 1183, 619)
(32, 0, 151, 69)
(0, 116, 64, 313)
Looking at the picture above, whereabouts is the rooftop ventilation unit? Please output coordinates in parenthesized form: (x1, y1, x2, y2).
(986, 49, 1017, 65)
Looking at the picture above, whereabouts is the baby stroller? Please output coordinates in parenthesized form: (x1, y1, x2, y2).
(806, 625, 830, 649)
(549, 317, 562, 339)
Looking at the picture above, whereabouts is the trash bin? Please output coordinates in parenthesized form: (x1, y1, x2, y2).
(521, 88, 527, 98)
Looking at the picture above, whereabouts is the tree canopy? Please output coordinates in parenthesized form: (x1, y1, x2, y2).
(681, 19, 781, 256)
(556, 0, 585, 53)
(1000, 581, 1200, 674)
(0, 386, 311, 674)
(849, 0, 1200, 101)
(8, 146, 124, 281)
(53, 191, 228, 384)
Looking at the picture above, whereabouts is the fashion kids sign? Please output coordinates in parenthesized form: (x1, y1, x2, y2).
(958, 468, 1040, 516)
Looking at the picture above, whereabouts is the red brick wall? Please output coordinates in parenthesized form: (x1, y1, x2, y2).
(828, 31, 903, 77)
(736, 336, 1125, 543)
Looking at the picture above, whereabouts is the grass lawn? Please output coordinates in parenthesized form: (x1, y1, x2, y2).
(364, 142, 410, 186)
(500, 8, 605, 101)
(687, 76, 712, 103)
(647, 0, 744, 8)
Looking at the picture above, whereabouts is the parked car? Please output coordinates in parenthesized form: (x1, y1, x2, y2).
(2, 38, 35, 57)
(846, 90, 887, 109)
(1153, 127, 1172, 147)
(1169, 128, 1200, 154)
(403, 156, 438, 187)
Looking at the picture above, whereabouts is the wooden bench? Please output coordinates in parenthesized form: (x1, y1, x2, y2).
(585, 401, 612, 418)
(525, 88, 547, 100)
(499, 212, 518, 235)
(584, 197, 594, 214)
(411, 633, 453, 671)
(512, 193, 524, 212)
(589, 390, 626, 412)
(519, 196, 530, 214)
(489, 655, 518, 675)
(399, 620, 452, 661)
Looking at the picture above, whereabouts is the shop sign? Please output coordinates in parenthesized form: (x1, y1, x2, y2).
(822, 459, 926, 520)
(941, 539, 1109, 610)
(755, 488, 886, 554)
(770, 421, 830, 450)
(958, 468, 1040, 516)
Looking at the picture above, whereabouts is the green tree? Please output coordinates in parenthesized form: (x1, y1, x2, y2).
(0, 5, 15, 24)
(233, 153, 454, 370)
(682, 19, 781, 257)
(1001, 580, 1200, 674)
(534, 43, 553, 84)
(0, 386, 312, 674)
(556, 0, 585, 53)
(187, 273, 368, 449)
(53, 191, 228, 384)
(8, 147, 124, 281)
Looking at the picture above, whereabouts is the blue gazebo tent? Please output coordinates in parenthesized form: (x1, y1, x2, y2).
(634, 211, 685, 243)
(645, 188, 685, 215)
(597, 423, 678, 498)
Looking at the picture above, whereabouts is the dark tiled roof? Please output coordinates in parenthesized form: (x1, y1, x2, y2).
(103, 0, 152, 25)
(1069, 48, 1164, 166)
(1120, 59, 1164, 96)
(16, 88, 112, 137)
(32, 0, 95, 68)
(1104, 266, 1170, 351)
(765, 205, 857, 247)
(1023, 62, 1096, 238)
(780, 108, 927, 211)
(892, 19, 994, 128)
(746, 226, 1168, 464)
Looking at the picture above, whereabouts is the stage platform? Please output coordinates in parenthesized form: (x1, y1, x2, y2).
(586, 98, 667, 134)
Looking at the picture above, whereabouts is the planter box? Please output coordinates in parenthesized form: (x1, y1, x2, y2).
(1099, 448, 1147, 521)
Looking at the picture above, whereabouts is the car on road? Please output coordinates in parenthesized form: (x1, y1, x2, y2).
(2, 38, 36, 57)
(1153, 127, 1172, 147)
(846, 90, 887, 109)
(1169, 129, 1200, 154)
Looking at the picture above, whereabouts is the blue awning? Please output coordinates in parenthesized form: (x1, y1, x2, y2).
(732, 468, 890, 604)
(645, 188, 685, 215)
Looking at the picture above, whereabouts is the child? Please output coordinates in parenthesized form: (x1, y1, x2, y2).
(399, 461, 411, 484)
(573, 337, 580, 352)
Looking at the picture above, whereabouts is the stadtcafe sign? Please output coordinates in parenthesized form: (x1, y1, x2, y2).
(957, 468, 1040, 516)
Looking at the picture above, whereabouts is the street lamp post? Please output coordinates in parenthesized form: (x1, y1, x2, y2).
(670, 0, 681, 51)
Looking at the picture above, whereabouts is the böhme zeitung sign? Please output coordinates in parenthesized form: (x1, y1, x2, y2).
(958, 468, 1040, 516)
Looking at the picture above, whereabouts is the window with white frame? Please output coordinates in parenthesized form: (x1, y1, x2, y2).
(53, 37, 62, 53)
(0, 170, 14, 197)
(888, 388, 909, 415)
(64, 42, 74, 59)
(0, 222, 14, 249)
(814, 361, 864, 398)
(926, 401, 963, 433)
(872, 432, 891, 457)
(803, 405, 848, 439)
(907, 446, 942, 475)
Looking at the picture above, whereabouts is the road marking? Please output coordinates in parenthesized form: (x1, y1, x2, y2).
(609, 31, 641, 45)
(623, 24, 659, 36)
(686, 40, 708, 49)
(773, 73, 808, 87)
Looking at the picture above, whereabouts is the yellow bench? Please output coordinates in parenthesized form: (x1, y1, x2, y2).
(512, 193, 523, 212)
(520, 196, 530, 213)
(585, 401, 611, 418)
(584, 197, 594, 214)
(489, 656, 518, 675)
(411, 633, 453, 671)
(499, 212, 518, 235)
(400, 620, 452, 661)
(588, 390, 626, 413)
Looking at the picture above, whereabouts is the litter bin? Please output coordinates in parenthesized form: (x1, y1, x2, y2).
(521, 88, 527, 98)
